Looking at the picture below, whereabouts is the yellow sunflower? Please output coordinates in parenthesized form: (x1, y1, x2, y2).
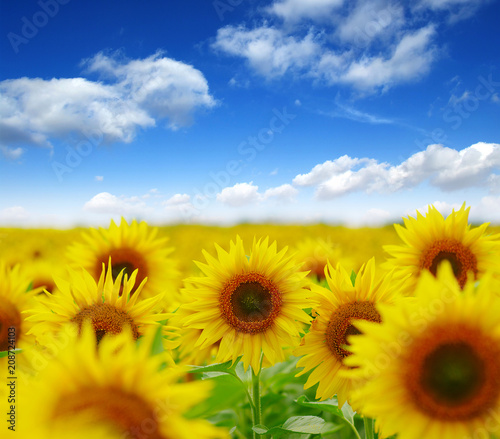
(66, 218, 181, 310)
(19, 323, 228, 439)
(180, 236, 312, 372)
(25, 261, 175, 347)
(294, 258, 404, 407)
(346, 263, 500, 439)
(292, 237, 354, 283)
(0, 262, 42, 355)
(384, 203, 500, 294)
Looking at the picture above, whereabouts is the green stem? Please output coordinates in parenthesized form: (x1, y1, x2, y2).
(363, 417, 374, 439)
(252, 366, 262, 438)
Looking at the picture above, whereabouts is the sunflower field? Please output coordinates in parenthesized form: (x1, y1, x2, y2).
(2, 203, 500, 439)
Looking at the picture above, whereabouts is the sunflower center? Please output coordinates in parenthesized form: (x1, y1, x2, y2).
(325, 301, 381, 362)
(95, 248, 148, 295)
(56, 387, 167, 439)
(0, 301, 21, 351)
(220, 272, 282, 333)
(420, 239, 477, 288)
(406, 324, 500, 420)
(422, 343, 483, 404)
(71, 303, 140, 343)
(32, 278, 56, 294)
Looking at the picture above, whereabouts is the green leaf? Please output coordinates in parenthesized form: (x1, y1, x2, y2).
(0, 349, 21, 358)
(295, 395, 344, 418)
(350, 270, 357, 286)
(252, 416, 326, 437)
(186, 373, 246, 418)
(189, 357, 241, 374)
(341, 401, 356, 426)
(150, 325, 164, 356)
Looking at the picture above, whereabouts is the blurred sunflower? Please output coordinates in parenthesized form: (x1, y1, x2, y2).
(294, 258, 404, 407)
(180, 236, 311, 372)
(346, 264, 500, 439)
(292, 237, 353, 283)
(25, 262, 176, 347)
(384, 203, 500, 294)
(67, 218, 181, 310)
(0, 262, 42, 353)
(170, 284, 220, 366)
(19, 324, 228, 439)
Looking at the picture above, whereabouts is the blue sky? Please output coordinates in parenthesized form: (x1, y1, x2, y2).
(1, 0, 499, 227)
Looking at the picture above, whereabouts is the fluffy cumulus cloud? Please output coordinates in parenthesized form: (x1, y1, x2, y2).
(213, 26, 320, 78)
(216, 182, 261, 207)
(0, 52, 216, 153)
(267, 0, 344, 22)
(216, 182, 299, 207)
(293, 142, 500, 199)
(211, 0, 490, 92)
(83, 192, 147, 215)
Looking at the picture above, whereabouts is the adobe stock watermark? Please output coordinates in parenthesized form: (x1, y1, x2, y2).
(414, 73, 500, 152)
(7, 0, 72, 54)
(213, 0, 244, 21)
(186, 106, 296, 216)
(51, 128, 103, 182)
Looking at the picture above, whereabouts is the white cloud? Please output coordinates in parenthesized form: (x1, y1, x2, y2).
(95, 175, 104, 182)
(293, 155, 367, 186)
(216, 182, 261, 207)
(0, 52, 216, 152)
(212, 26, 320, 78)
(0, 145, 24, 160)
(83, 192, 147, 215)
(267, 0, 344, 22)
(339, 26, 437, 90)
(263, 184, 298, 202)
(216, 182, 299, 206)
(488, 174, 500, 193)
(294, 142, 500, 199)
(359, 208, 394, 226)
(336, 1, 405, 46)
(164, 193, 191, 205)
(163, 194, 197, 218)
(213, 22, 437, 92)
(0, 206, 29, 224)
(473, 196, 500, 223)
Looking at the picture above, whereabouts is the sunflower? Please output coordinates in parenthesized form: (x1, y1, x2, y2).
(294, 258, 405, 407)
(25, 261, 175, 347)
(0, 262, 42, 354)
(292, 237, 354, 283)
(180, 236, 312, 372)
(19, 323, 228, 439)
(384, 203, 500, 294)
(66, 218, 181, 310)
(346, 263, 500, 439)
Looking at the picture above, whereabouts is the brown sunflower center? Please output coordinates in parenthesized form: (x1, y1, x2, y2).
(0, 301, 21, 351)
(32, 278, 57, 294)
(406, 324, 500, 421)
(219, 272, 282, 334)
(420, 239, 477, 288)
(56, 387, 168, 439)
(325, 301, 381, 362)
(71, 303, 140, 344)
(95, 248, 148, 295)
(305, 260, 326, 282)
